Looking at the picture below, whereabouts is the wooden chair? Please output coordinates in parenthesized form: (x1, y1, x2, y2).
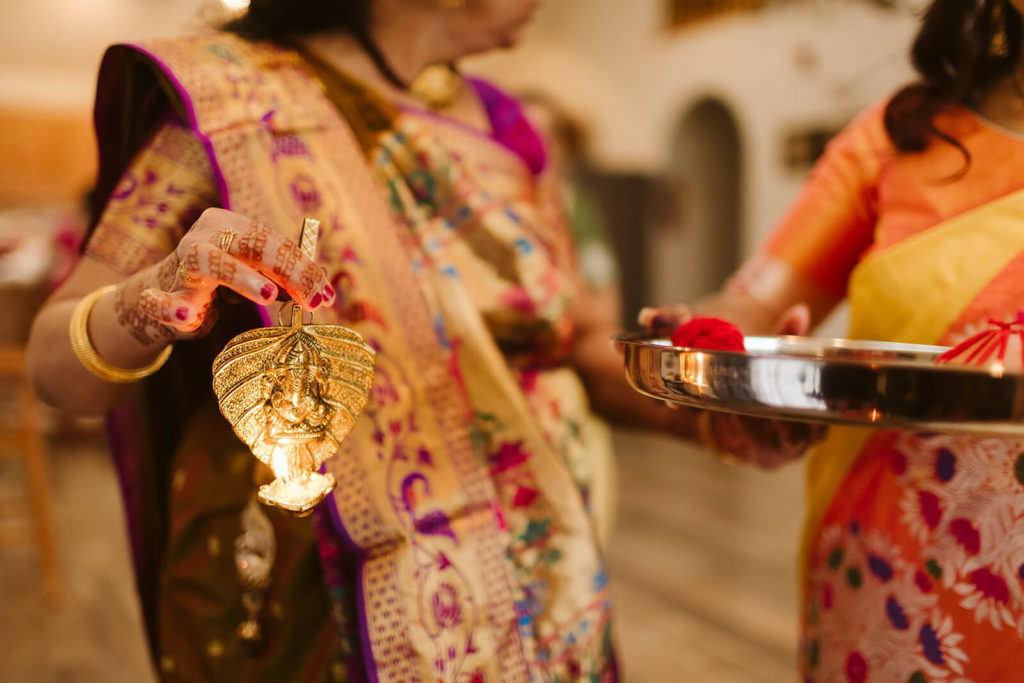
(0, 345, 61, 602)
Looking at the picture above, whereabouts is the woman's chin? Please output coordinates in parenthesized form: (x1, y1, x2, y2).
(496, 28, 525, 50)
(460, 32, 521, 57)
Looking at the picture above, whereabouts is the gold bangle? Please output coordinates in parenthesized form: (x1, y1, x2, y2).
(68, 285, 174, 383)
(697, 411, 739, 466)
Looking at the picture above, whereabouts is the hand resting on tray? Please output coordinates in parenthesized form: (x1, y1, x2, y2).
(636, 300, 826, 469)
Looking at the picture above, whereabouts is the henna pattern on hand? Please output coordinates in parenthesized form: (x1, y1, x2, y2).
(156, 255, 179, 291)
(272, 240, 300, 281)
(192, 298, 218, 337)
(181, 243, 202, 284)
(114, 274, 176, 346)
(298, 262, 320, 299)
(198, 219, 322, 300)
(237, 220, 269, 262)
(207, 247, 237, 285)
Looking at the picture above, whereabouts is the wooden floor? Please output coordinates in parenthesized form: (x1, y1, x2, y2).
(607, 431, 804, 681)
(0, 424, 154, 683)
(0, 425, 805, 682)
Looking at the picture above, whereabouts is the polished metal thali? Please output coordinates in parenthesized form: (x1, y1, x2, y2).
(617, 333, 1024, 434)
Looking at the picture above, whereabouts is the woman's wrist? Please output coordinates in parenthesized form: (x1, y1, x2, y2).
(70, 285, 173, 383)
(112, 260, 180, 346)
(87, 274, 176, 373)
(654, 401, 703, 441)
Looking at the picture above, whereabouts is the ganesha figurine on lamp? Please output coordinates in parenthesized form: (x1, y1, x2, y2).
(212, 218, 375, 514)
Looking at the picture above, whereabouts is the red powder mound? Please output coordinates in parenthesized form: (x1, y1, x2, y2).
(670, 317, 746, 351)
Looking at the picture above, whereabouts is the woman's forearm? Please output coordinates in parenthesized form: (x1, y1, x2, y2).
(26, 262, 172, 415)
(572, 326, 701, 439)
(574, 261, 836, 439)
(566, 279, 701, 438)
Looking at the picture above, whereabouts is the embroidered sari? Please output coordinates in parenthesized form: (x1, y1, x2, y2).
(88, 33, 616, 682)
(761, 101, 1024, 681)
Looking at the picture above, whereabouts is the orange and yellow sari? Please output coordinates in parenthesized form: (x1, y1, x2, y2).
(763, 101, 1024, 681)
(88, 34, 616, 682)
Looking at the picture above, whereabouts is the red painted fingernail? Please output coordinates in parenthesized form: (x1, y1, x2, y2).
(175, 307, 189, 321)
(260, 283, 275, 300)
(310, 293, 323, 308)
(323, 284, 335, 300)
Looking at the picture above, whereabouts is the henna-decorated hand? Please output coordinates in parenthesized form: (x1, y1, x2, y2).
(706, 412, 827, 469)
(116, 208, 335, 344)
(635, 301, 822, 467)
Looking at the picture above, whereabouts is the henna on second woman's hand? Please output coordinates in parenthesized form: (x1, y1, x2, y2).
(715, 413, 827, 468)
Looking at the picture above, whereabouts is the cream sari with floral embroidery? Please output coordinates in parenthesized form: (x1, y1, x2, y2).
(91, 32, 617, 682)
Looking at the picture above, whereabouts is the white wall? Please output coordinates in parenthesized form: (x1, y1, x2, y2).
(2, 0, 918, 237)
(0, 0, 210, 109)
(469, 1, 919, 255)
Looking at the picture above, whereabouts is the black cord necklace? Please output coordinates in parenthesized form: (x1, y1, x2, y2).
(349, 28, 462, 110)
(351, 28, 410, 90)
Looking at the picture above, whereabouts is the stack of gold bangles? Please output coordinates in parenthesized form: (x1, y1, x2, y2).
(69, 284, 173, 383)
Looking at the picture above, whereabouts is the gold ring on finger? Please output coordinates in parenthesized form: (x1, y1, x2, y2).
(178, 260, 202, 286)
(218, 230, 236, 253)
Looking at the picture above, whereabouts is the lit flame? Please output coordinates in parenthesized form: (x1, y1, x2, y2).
(220, 0, 251, 10)
(270, 444, 292, 481)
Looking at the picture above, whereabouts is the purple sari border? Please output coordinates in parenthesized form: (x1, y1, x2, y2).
(123, 42, 234, 225)
(104, 409, 144, 575)
(356, 562, 381, 683)
(466, 76, 546, 176)
(322, 465, 365, 557)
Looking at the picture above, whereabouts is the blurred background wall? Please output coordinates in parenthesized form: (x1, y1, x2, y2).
(0, 1, 923, 681)
(0, 0, 215, 344)
(0, 0, 214, 205)
(471, 0, 918, 326)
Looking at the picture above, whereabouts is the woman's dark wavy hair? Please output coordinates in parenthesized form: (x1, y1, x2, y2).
(223, 0, 372, 41)
(885, 0, 1023, 163)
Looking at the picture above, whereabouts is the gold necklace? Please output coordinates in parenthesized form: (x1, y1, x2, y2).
(409, 63, 463, 111)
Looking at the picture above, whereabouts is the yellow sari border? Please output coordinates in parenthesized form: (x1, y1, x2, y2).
(847, 184, 1024, 344)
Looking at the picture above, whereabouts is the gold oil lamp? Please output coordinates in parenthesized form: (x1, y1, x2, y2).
(212, 219, 375, 514)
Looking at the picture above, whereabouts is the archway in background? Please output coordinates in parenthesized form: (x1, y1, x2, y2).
(649, 96, 743, 305)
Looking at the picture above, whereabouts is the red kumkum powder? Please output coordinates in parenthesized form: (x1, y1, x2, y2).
(670, 317, 746, 352)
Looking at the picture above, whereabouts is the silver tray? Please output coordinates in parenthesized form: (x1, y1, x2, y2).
(617, 333, 1024, 434)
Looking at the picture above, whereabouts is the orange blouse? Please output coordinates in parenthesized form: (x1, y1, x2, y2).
(763, 101, 1024, 300)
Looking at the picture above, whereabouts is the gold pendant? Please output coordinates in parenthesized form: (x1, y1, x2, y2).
(409, 63, 462, 111)
(212, 219, 376, 514)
